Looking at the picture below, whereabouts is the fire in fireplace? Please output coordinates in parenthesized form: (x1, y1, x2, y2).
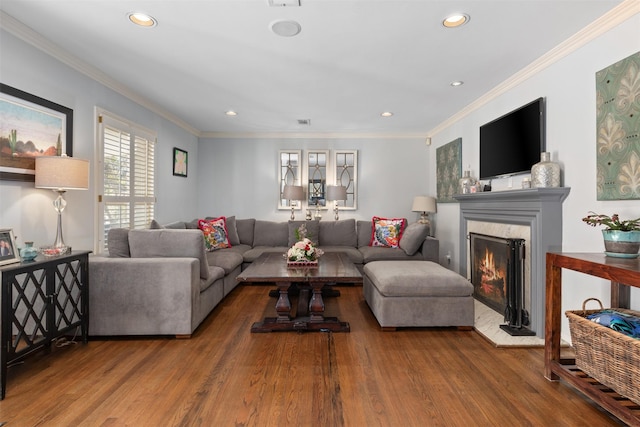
(469, 232, 535, 336)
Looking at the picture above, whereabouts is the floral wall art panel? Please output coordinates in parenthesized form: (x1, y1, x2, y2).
(595, 51, 640, 201)
(436, 137, 462, 203)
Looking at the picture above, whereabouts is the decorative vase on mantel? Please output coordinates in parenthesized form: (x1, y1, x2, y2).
(531, 152, 561, 188)
(602, 230, 640, 258)
(458, 170, 477, 194)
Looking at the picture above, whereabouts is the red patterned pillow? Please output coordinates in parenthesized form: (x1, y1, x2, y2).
(369, 216, 406, 248)
(198, 217, 231, 251)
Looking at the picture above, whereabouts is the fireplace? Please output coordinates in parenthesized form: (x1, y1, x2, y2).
(470, 232, 534, 336)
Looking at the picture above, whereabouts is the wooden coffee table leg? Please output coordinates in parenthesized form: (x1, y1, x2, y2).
(275, 282, 292, 323)
(309, 282, 325, 322)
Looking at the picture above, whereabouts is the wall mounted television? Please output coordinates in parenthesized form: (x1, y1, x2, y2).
(479, 97, 545, 180)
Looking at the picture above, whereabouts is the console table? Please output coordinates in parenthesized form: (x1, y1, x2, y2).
(1, 250, 90, 400)
(545, 252, 640, 425)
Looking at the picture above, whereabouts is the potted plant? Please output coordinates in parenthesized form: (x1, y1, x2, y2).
(582, 212, 640, 258)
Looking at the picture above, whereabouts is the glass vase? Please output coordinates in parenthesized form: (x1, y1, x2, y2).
(531, 152, 560, 188)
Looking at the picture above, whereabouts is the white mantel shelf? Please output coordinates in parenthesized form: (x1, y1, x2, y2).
(453, 187, 571, 338)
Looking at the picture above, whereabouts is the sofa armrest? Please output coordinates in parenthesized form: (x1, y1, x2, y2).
(89, 256, 200, 336)
(420, 237, 439, 262)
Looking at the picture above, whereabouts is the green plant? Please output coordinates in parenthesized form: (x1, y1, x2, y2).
(582, 212, 640, 231)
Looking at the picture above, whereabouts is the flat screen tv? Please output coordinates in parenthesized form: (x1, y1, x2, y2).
(479, 97, 545, 180)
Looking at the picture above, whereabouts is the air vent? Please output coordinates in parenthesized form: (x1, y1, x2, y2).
(297, 119, 311, 126)
(268, 0, 300, 6)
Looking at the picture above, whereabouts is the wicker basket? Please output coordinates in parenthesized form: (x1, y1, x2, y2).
(566, 298, 640, 405)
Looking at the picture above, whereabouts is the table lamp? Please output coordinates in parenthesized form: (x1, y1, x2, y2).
(411, 196, 437, 227)
(283, 184, 304, 220)
(326, 185, 347, 220)
(35, 155, 90, 254)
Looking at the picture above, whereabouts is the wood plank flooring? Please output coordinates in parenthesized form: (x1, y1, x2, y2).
(0, 285, 624, 426)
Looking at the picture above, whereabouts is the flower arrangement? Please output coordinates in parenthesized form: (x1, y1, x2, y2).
(286, 224, 324, 266)
(582, 212, 640, 231)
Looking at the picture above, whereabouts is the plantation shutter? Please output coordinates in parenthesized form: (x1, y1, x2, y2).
(97, 112, 156, 253)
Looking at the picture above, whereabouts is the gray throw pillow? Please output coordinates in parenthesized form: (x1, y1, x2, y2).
(149, 219, 164, 229)
(236, 218, 255, 246)
(399, 222, 429, 256)
(107, 228, 131, 257)
(288, 220, 320, 246)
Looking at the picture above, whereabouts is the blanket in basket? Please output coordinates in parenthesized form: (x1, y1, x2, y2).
(586, 310, 640, 339)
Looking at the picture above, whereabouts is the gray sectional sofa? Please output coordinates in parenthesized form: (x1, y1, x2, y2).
(89, 218, 438, 337)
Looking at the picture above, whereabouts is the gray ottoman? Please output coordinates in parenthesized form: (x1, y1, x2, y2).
(363, 261, 474, 330)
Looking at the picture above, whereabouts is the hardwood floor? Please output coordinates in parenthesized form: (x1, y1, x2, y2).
(0, 285, 623, 426)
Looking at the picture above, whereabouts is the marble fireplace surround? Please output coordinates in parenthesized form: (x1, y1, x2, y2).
(454, 188, 571, 338)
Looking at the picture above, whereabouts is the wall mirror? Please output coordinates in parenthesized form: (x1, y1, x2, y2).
(334, 150, 357, 210)
(306, 150, 329, 209)
(278, 150, 302, 210)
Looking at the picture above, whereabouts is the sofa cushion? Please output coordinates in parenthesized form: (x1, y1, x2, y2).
(198, 217, 232, 251)
(205, 250, 244, 274)
(370, 216, 406, 248)
(399, 222, 429, 256)
(128, 229, 210, 280)
(319, 219, 357, 247)
(318, 246, 364, 264)
(364, 261, 473, 297)
(107, 228, 130, 258)
(149, 219, 188, 229)
(288, 220, 320, 246)
(359, 246, 424, 263)
(201, 266, 225, 292)
(357, 220, 372, 248)
(236, 218, 255, 246)
(253, 220, 288, 247)
(242, 246, 289, 263)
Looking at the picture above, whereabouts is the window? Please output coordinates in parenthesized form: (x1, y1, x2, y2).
(96, 110, 156, 253)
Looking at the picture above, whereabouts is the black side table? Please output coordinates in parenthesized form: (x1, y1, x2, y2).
(1, 250, 90, 399)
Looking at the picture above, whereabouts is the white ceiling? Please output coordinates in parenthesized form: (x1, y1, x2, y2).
(0, 0, 624, 137)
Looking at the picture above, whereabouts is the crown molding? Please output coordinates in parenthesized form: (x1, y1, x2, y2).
(0, 11, 201, 137)
(200, 131, 426, 140)
(427, 0, 640, 138)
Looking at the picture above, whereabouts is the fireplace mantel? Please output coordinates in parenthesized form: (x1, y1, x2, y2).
(454, 187, 571, 337)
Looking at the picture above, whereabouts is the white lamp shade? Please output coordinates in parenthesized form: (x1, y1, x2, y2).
(326, 185, 347, 201)
(35, 156, 90, 190)
(283, 184, 304, 201)
(411, 196, 437, 213)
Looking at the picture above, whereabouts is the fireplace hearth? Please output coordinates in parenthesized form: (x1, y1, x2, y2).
(470, 232, 534, 336)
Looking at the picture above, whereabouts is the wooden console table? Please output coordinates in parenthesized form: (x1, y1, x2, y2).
(545, 252, 640, 425)
(1, 251, 90, 400)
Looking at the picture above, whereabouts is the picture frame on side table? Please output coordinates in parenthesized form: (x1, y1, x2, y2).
(173, 147, 188, 177)
(0, 228, 20, 266)
(0, 84, 73, 182)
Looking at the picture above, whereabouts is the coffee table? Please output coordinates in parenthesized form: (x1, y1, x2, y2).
(236, 252, 362, 332)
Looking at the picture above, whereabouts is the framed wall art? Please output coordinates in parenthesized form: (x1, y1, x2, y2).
(0, 228, 20, 266)
(595, 51, 640, 200)
(0, 84, 73, 182)
(173, 147, 188, 177)
(436, 138, 462, 203)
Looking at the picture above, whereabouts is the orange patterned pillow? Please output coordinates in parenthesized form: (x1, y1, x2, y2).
(198, 217, 231, 251)
(369, 216, 406, 248)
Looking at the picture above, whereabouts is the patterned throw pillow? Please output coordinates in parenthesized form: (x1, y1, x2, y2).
(198, 217, 231, 251)
(369, 216, 406, 248)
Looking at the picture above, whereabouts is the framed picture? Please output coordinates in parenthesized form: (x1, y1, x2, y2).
(0, 228, 20, 266)
(436, 137, 462, 203)
(0, 84, 73, 182)
(173, 147, 188, 177)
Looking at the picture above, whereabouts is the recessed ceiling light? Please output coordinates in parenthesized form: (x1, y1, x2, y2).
(443, 13, 469, 28)
(450, 81, 464, 87)
(270, 20, 302, 37)
(381, 112, 393, 117)
(128, 12, 157, 28)
(225, 110, 238, 116)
